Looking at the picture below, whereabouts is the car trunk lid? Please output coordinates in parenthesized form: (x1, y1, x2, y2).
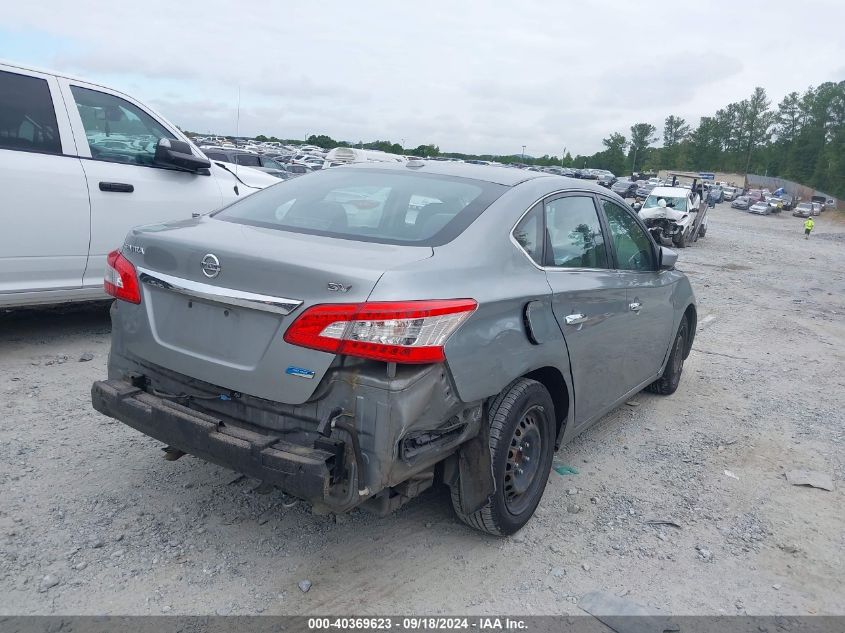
(122, 217, 432, 403)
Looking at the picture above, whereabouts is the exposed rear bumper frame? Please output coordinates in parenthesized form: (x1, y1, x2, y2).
(91, 379, 336, 502)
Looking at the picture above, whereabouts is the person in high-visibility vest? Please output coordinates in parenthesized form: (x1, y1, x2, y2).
(804, 217, 814, 239)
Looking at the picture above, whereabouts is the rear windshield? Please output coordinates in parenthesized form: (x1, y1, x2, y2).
(214, 168, 506, 246)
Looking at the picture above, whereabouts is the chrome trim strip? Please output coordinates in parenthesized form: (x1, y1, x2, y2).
(137, 267, 302, 316)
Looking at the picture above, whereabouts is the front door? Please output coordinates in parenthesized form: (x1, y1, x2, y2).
(58, 79, 225, 291)
(542, 193, 631, 426)
(599, 197, 676, 390)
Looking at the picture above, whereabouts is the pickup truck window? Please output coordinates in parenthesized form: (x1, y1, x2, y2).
(70, 86, 175, 166)
(0, 70, 61, 155)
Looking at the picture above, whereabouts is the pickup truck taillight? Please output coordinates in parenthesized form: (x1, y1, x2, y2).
(284, 299, 477, 363)
(104, 249, 141, 304)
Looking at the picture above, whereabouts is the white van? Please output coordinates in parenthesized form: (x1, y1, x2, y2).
(325, 147, 407, 165)
(0, 60, 278, 309)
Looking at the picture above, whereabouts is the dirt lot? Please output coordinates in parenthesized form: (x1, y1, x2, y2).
(1, 204, 843, 616)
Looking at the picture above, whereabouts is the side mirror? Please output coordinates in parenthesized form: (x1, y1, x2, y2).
(632, 202, 642, 211)
(659, 246, 678, 270)
(154, 138, 211, 172)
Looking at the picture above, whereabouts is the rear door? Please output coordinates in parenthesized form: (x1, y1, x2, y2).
(599, 197, 676, 389)
(542, 193, 631, 426)
(0, 65, 90, 297)
(57, 78, 226, 292)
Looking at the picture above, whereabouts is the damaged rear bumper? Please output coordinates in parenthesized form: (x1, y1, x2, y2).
(91, 379, 335, 503)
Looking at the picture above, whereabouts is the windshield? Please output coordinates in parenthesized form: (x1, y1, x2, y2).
(797, 203, 812, 209)
(643, 195, 687, 210)
(214, 168, 506, 246)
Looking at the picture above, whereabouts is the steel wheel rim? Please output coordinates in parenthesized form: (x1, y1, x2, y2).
(504, 405, 544, 515)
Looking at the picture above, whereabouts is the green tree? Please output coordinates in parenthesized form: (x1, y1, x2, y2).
(599, 132, 627, 175)
(628, 123, 658, 172)
(306, 134, 337, 149)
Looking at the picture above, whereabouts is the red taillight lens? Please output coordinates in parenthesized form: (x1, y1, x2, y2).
(104, 249, 141, 304)
(284, 299, 477, 364)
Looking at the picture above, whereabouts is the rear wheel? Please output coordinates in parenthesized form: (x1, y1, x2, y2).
(451, 378, 555, 536)
(646, 318, 689, 395)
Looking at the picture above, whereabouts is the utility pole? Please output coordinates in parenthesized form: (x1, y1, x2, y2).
(521, 145, 526, 163)
(401, 138, 406, 155)
(631, 146, 638, 175)
(561, 147, 567, 167)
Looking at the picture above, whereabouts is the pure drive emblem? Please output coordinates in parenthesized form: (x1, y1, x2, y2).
(201, 253, 221, 279)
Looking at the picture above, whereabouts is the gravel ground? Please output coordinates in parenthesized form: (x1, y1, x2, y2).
(1, 203, 843, 616)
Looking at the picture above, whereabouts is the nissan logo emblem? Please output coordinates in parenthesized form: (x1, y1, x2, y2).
(201, 253, 221, 279)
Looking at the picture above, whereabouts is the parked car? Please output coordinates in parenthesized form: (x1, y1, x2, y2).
(722, 186, 740, 201)
(635, 183, 656, 199)
(91, 162, 696, 536)
(764, 196, 783, 212)
(731, 196, 751, 210)
(283, 163, 313, 177)
(611, 179, 637, 198)
(748, 201, 772, 215)
(202, 148, 289, 179)
(596, 172, 617, 187)
(811, 202, 822, 216)
(792, 202, 814, 218)
(746, 189, 764, 203)
(0, 61, 278, 309)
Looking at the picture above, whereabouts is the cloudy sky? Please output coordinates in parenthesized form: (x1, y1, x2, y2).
(3, 0, 843, 157)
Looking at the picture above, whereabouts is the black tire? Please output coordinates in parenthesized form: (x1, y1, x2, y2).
(451, 378, 555, 536)
(646, 318, 689, 395)
(698, 224, 707, 238)
(672, 231, 686, 248)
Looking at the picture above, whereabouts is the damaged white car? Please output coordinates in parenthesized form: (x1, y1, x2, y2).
(637, 186, 707, 248)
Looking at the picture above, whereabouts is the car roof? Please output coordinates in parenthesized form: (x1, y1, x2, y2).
(342, 160, 555, 187)
(650, 186, 690, 197)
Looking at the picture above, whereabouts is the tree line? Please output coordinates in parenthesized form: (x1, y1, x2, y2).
(238, 79, 845, 199)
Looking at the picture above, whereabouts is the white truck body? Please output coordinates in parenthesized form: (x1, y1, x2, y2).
(0, 60, 277, 308)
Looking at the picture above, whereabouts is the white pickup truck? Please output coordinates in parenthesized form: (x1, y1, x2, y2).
(0, 60, 278, 308)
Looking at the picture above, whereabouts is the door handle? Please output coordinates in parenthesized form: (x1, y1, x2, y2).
(564, 313, 588, 325)
(99, 181, 134, 193)
(629, 302, 642, 312)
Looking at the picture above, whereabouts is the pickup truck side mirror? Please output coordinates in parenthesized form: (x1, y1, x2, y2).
(154, 138, 211, 172)
(659, 246, 678, 270)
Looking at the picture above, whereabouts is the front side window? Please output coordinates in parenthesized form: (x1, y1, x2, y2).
(70, 86, 175, 166)
(0, 70, 61, 154)
(215, 168, 505, 246)
(544, 196, 608, 269)
(602, 200, 656, 272)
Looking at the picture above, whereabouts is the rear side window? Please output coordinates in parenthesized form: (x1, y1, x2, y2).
(0, 70, 61, 154)
(215, 168, 506, 246)
(70, 85, 175, 166)
(512, 203, 543, 266)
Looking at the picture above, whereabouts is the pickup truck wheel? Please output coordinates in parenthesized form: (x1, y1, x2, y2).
(645, 318, 689, 395)
(672, 231, 686, 248)
(451, 378, 555, 536)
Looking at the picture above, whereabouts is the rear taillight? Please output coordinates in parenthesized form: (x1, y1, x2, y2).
(284, 299, 477, 364)
(104, 249, 141, 304)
